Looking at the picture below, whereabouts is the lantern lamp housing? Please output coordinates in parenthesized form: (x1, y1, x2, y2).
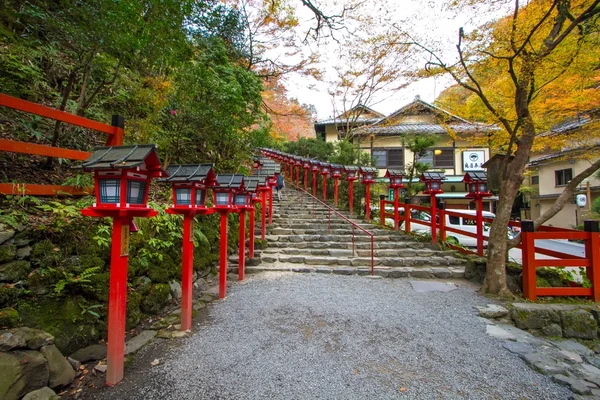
(161, 164, 216, 210)
(81, 145, 165, 211)
(359, 166, 377, 184)
(320, 162, 331, 176)
(420, 171, 446, 195)
(462, 171, 491, 198)
(385, 169, 405, 189)
(330, 164, 343, 178)
(213, 174, 245, 210)
(344, 166, 359, 181)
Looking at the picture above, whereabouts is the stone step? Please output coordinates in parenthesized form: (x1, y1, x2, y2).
(266, 228, 392, 236)
(265, 234, 411, 243)
(264, 241, 432, 250)
(258, 247, 459, 260)
(228, 254, 459, 268)
(226, 263, 465, 279)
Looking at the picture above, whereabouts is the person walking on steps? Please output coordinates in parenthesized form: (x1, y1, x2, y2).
(276, 173, 285, 201)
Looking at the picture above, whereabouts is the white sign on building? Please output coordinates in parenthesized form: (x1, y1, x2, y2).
(462, 150, 486, 171)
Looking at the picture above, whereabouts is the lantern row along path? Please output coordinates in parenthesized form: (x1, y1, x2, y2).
(227, 186, 468, 277)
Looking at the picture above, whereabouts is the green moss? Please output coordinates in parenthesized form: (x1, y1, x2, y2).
(0, 260, 30, 282)
(126, 291, 143, 330)
(536, 276, 551, 288)
(27, 268, 62, 296)
(30, 240, 61, 267)
(0, 286, 21, 308)
(146, 254, 178, 283)
(0, 245, 16, 263)
(506, 262, 523, 275)
(0, 307, 19, 328)
(17, 296, 102, 354)
(86, 271, 109, 302)
(140, 284, 171, 315)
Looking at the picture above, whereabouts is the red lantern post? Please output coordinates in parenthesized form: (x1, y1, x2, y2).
(302, 159, 310, 190)
(320, 162, 331, 201)
(344, 166, 359, 214)
(162, 164, 216, 331)
(385, 169, 405, 231)
(331, 164, 342, 207)
(359, 166, 377, 221)
(420, 172, 446, 246)
(80, 145, 164, 386)
(463, 171, 492, 256)
(213, 174, 245, 299)
(310, 160, 319, 196)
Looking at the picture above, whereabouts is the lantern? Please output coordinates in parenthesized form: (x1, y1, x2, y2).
(463, 171, 492, 199)
(320, 162, 331, 176)
(162, 164, 216, 209)
(385, 169, 405, 189)
(359, 166, 377, 184)
(344, 165, 359, 181)
(331, 164, 343, 178)
(302, 158, 311, 170)
(81, 145, 164, 212)
(310, 160, 320, 173)
(213, 174, 245, 209)
(420, 171, 446, 194)
(253, 156, 263, 170)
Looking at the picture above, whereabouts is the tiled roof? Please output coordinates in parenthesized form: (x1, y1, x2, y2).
(354, 123, 494, 136)
(82, 145, 160, 170)
(463, 171, 488, 182)
(420, 172, 447, 181)
(214, 174, 244, 189)
(385, 169, 405, 177)
(161, 164, 215, 183)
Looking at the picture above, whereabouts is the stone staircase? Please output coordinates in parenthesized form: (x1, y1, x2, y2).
(229, 187, 467, 278)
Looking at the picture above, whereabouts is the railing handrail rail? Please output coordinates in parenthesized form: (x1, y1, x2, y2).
(291, 182, 374, 239)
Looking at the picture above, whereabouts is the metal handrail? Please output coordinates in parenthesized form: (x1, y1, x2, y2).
(290, 182, 375, 275)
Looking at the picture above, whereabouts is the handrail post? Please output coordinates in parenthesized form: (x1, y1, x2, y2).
(108, 115, 125, 146)
(476, 197, 484, 256)
(438, 202, 446, 243)
(352, 225, 355, 255)
(521, 220, 536, 301)
(328, 208, 331, 233)
(405, 203, 411, 233)
(430, 194, 437, 246)
(371, 236, 374, 276)
(349, 181, 354, 214)
(379, 195, 386, 227)
(365, 183, 371, 221)
(394, 188, 399, 231)
(584, 220, 600, 301)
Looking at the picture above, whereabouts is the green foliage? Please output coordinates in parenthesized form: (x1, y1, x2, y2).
(284, 138, 334, 161)
(592, 197, 600, 214)
(402, 134, 438, 199)
(79, 303, 103, 319)
(53, 266, 102, 297)
(62, 174, 93, 189)
(329, 139, 372, 165)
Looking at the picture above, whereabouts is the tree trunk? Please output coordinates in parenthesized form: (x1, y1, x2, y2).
(46, 71, 76, 167)
(76, 53, 95, 116)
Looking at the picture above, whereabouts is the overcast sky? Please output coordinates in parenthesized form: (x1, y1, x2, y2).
(279, 0, 511, 120)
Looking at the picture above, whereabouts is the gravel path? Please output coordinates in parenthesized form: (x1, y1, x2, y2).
(94, 273, 571, 399)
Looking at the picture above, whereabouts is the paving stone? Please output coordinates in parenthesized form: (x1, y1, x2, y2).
(279, 256, 305, 264)
(486, 325, 516, 341)
(409, 269, 434, 279)
(502, 341, 535, 355)
(552, 374, 592, 395)
(356, 268, 372, 276)
(559, 350, 584, 364)
(125, 330, 157, 355)
(388, 269, 410, 278)
(476, 304, 509, 319)
(292, 267, 312, 273)
(315, 267, 332, 274)
(431, 268, 453, 279)
(551, 340, 595, 358)
(332, 268, 354, 275)
(409, 281, 457, 293)
(521, 352, 568, 376)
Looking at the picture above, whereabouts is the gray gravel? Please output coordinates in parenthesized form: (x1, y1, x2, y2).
(95, 273, 571, 399)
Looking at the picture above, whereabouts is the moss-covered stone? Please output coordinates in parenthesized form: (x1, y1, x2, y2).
(0, 286, 21, 308)
(30, 240, 61, 267)
(17, 296, 101, 355)
(134, 276, 152, 296)
(0, 307, 19, 328)
(0, 245, 16, 263)
(27, 268, 62, 296)
(146, 254, 178, 283)
(561, 309, 598, 339)
(62, 255, 105, 275)
(82, 271, 109, 302)
(0, 260, 30, 283)
(506, 262, 523, 276)
(126, 291, 143, 330)
(141, 284, 171, 315)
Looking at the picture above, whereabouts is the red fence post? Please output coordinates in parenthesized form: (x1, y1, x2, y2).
(107, 115, 125, 146)
(218, 212, 229, 299)
(239, 210, 246, 281)
(268, 186, 273, 225)
(476, 197, 484, 256)
(430, 194, 437, 246)
(365, 183, 371, 221)
(349, 181, 354, 214)
(405, 203, 411, 233)
(322, 175, 327, 201)
(106, 216, 130, 386)
(379, 195, 386, 227)
(180, 215, 194, 331)
(584, 220, 600, 302)
(394, 188, 399, 231)
(249, 206, 255, 258)
(261, 190, 267, 240)
(304, 169, 308, 190)
(312, 171, 317, 197)
(438, 202, 446, 242)
(521, 220, 537, 301)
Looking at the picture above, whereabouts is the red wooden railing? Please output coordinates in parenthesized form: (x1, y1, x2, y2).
(379, 197, 600, 301)
(0, 93, 124, 196)
(291, 181, 375, 275)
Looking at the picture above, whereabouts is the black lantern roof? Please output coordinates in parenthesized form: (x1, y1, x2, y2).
(344, 165, 359, 172)
(330, 163, 343, 170)
(420, 171, 447, 181)
(243, 177, 261, 192)
(462, 171, 488, 182)
(81, 145, 163, 174)
(319, 161, 331, 168)
(214, 174, 245, 189)
(254, 168, 275, 177)
(359, 166, 377, 173)
(160, 164, 216, 184)
(385, 169, 405, 178)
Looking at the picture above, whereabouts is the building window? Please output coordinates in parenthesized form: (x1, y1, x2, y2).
(531, 176, 539, 185)
(417, 150, 433, 165)
(371, 148, 404, 168)
(433, 149, 454, 168)
(555, 169, 572, 186)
